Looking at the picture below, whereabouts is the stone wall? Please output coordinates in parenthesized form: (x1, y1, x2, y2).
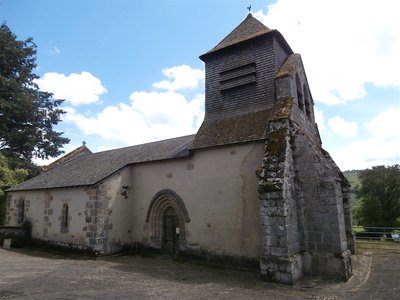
(86, 166, 134, 255)
(257, 117, 303, 284)
(6, 189, 91, 252)
(257, 95, 354, 284)
(0, 224, 30, 247)
(4, 194, 31, 226)
(5, 143, 264, 262)
(131, 142, 264, 259)
(293, 121, 352, 279)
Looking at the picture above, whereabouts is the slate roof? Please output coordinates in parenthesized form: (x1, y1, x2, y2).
(8, 135, 195, 191)
(201, 14, 271, 58)
(200, 13, 292, 60)
(43, 143, 92, 171)
(191, 109, 273, 149)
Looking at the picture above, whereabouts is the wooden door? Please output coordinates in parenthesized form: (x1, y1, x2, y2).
(163, 207, 179, 254)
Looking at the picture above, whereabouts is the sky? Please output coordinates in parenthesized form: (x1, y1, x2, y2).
(1, 0, 400, 171)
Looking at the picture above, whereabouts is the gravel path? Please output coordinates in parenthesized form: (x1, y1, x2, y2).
(0, 248, 395, 299)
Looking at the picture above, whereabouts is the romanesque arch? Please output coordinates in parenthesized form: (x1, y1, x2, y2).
(296, 73, 304, 112)
(303, 83, 315, 121)
(146, 189, 190, 250)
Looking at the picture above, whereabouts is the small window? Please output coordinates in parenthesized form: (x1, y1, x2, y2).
(303, 83, 311, 119)
(296, 74, 304, 112)
(61, 203, 69, 232)
(17, 199, 25, 224)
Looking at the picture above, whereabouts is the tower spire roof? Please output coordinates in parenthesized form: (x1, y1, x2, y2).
(200, 14, 273, 59)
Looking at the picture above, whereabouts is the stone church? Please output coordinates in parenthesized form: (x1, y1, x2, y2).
(5, 14, 354, 284)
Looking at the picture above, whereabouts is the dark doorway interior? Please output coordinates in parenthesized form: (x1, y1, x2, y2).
(163, 207, 179, 254)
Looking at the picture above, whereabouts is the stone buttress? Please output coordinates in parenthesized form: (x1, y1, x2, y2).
(257, 54, 354, 284)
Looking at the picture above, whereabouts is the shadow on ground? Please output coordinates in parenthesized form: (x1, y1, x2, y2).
(1, 247, 398, 299)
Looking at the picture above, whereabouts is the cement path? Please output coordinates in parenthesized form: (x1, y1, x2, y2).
(0, 248, 398, 299)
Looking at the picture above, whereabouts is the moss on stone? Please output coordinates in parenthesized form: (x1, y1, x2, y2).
(255, 167, 264, 179)
(275, 53, 301, 79)
(258, 181, 282, 193)
(271, 97, 294, 120)
(266, 127, 288, 158)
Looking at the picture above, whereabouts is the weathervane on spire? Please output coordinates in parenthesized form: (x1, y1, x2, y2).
(247, 5, 252, 14)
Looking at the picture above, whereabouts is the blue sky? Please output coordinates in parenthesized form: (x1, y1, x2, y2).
(1, 0, 400, 171)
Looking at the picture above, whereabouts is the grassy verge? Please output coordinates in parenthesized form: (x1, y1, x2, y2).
(356, 239, 400, 253)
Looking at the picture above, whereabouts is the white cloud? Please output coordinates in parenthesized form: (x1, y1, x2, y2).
(35, 71, 107, 106)
(65, 93, 204, 146)
(32, 142, 81, 166)
(314, 105, 325, 130)
(328, 116, 358, 137)
(63, 66, 205, 146)
(82, 66, 205, 145)
(252, 0, 400, 169)
(153, 65, 205, 91)
(49, 46, 61, 55)
(254, 0, 400, 105)
(332, 108, 400, 170)
(333, 137, 400, 170)
(364, 108, 400, 138)
(64, 104, 152, 145)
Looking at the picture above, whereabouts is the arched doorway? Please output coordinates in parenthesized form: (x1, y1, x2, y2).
(146, 189, 190, 254)
(163, 206, 179, 254)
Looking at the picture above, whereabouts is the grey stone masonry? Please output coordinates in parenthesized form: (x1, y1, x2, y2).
(84, 185, 113, 255)
(257, 61, 354, 283)
(42, 192, 53, 238)
(257, 117, 303, 284)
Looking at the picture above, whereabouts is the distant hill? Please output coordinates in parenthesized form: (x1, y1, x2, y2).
(343, 170, 362, 208)
(343, 170, 361, 190)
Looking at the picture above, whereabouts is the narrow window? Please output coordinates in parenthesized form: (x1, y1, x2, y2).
(17, 199, 25, 224)
(303, 83, 311, 119)
(296, 74, 304, 112)
(61, 203, 69, 232)
(64, 204, 69, 228)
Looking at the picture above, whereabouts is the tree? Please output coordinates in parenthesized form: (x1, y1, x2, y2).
(0, 23, 69, 163)
(0, 153, 28, 224)
(357, 165, 400, 227)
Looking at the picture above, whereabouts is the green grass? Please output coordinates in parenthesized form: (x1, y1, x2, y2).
(353, 226, 364, 233)
(343, 170, 362, 211)
(353, 225, 400, 253)
(356, 239, 400, 253)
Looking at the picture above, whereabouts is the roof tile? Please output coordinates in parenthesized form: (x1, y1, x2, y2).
(201, 14, 272, 58)
(8, 135, 195, 191)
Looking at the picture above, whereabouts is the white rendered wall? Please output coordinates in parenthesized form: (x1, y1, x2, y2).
(130, 142, 264, 259)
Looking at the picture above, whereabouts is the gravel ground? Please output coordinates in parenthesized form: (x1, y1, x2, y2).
(0, 248, 396, 299)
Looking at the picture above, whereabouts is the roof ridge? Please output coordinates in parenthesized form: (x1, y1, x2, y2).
(8, 134, 196, 192)
(93, 134, 196, 155)
(200, 13, 272, 59)
(43, 144, 92, 171)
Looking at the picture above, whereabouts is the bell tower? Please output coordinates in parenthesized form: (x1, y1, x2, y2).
(194, 13, 354, 284)
(199, 13, 293, 121)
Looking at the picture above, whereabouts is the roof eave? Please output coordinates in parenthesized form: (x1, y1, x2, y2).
(200, 30, 293, 62)
(6, 183, 93, 193)
(190, 138, 266, 152)
(6, 147, 195, 193)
